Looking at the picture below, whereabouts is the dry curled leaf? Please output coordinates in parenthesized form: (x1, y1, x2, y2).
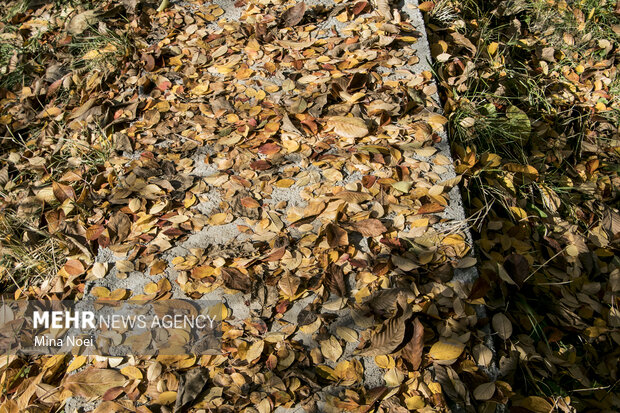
(400, 317, 424, 370)
(360, 299, 412, 356)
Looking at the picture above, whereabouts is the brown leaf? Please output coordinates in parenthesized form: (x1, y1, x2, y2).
(67, 10, 99, 35)
(326, 264, 347, 297)
(333, 191, 372, 204)
(351, 219, 387, 237)
(326, 223, 348, 248)
(492, 313, 513, 340)
(418, 1, 435, 12)
(281, 2, 306, 27)
(264, 246, 286, 262)
(417, 202, 444, 214)
(107, 212, 131, 244)
(351, 1, 370, 15)
(359, 316, 406, 356)
(141, 53, 155, 71)
(360, 300, 412, 356)
(45, 209, 65, 233)
(221, 267, 251, 293)
(86, 224, 105, 241)
(102, 387, 125, 401)
(258, 142, 280, 156)
(473, 382, 496, 401)
(250, 160, 272, 170)
(92, 401, 132, 413)
(401, 318, 424, 369)
(602, 208, 620, 239)
(279, 273, 300, 297)
(321, 336, 343, 362)
(64, 368, 126, 399)
(374, 0, 392, 19)
(64, 259, 85, 276)
(52, 182, 76, 203)
(174, 367, 210, 412)
(240, 197, 260, 209)
(503, 253, 529, 287)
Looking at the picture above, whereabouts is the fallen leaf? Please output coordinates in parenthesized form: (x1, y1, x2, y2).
(328, 116, 369, 138)
(321, 336, 343, 362)
(492, 313, 513, 340)
(473, 382, 496, 400)
(221, 268, 251, 292)
(401, 318, 424, 369)
(63, 368, 126, 399)
(281, 2, 306, 27)
(52, 182, 76, 202)
(428, 339, 465, 361)
(351, 219, 387, 237)
(174, 367, 209, 411)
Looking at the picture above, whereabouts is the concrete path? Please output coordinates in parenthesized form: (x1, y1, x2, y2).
(68, 0, 488, 410)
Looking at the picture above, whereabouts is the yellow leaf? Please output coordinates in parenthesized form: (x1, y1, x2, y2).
(428, 339, 465, 360)
(246, 340, 264, 362)
(66, 356, 87, 373)
(82, 49, 101, 60)
(144, 282, 158, 294)
(383, 368, 404, 386)
(184, 194, 197, 208)
(374, 355, 394, 369)
(153, 391, 177, 405)
(281, 139, 300, 153)
(336, 11, 348, 22)
(426, 114, 448, 130)
(405, 395, 426, 409)
(487, 42, 499, 56)
(316, 365, 336, 381)
(276, 178, 295, 188)
(208, 212, 228, 225)
(503, 163, 538, 177)
(91, 286, 110, 298)
(109, 288, 128, 300)
(392, 181, 412, 193)
(509, 206, 528, 221)
(120, 366, 143, 380)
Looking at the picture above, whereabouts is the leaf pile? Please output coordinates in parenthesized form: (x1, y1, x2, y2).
(0, 0, 488, 411)
(425, 0, 620, 410)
